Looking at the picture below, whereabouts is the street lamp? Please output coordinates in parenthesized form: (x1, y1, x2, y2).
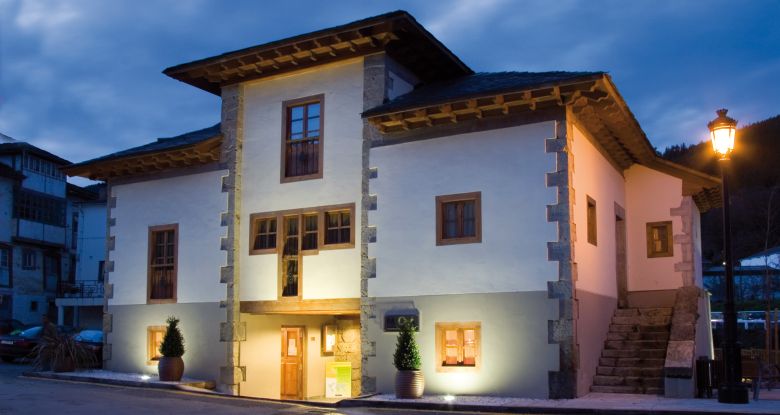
(709, 108, 748, 404)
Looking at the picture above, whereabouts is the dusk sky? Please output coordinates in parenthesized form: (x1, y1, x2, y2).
(1, 0, 778, 179)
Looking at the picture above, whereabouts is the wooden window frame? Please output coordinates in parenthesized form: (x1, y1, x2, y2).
(586, 195, 597, 246)
(435, 322, 481, 372)
(147, 224, 178, 304)
(646, 221, 674, 258)
(249, 215, 278, 255)
(247, 204, 355, 301)
(146, 325, 166, 365)
(280, 94, 325, 183)
(435, 192, 482, 246)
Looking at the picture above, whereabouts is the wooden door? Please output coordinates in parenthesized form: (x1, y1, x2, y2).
(615, 209, 628, 308)
(280, 327, 304, 399)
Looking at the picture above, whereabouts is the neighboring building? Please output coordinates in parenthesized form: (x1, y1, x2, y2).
(704, 246, 780, 304)
(55, 183, 107, 329)
(64, 11, 720, 399)
(0, 133, 106, 327)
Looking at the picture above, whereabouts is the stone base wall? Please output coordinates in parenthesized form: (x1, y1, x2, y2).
(335, 317, 361, 397)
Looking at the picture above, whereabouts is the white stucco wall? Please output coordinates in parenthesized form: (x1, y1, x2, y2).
(239, 58, 363, 302)
(109, 170, 227, 305)
(625, 164, 685, 291)
(368, 121, 557, 297)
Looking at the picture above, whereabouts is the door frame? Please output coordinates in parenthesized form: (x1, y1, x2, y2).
(280, 325, 306, 400)
(614, 203, 628, 308)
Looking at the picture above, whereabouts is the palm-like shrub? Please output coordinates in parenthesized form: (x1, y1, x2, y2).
(159, 316, 185, 358)
(33, 334, 96, 372)
(393, 320, 421, 371)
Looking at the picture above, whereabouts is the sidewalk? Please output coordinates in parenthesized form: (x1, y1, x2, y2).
(341, 392, 780, 414)
(23, 369, 216, 392)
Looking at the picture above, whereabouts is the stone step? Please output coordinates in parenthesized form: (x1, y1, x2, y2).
(612, 315, 671, 325)
(599, 357, 666, 368)
(596, 366, 664, 377)
(590, 385, 664, 395)
(602, 348, 666, 359)
(604, 340, 668, 350)
(592, 375, 664, 388)
(609, 323, 670, 333)
(606, 331, 670, 341)
(614, 308, 673, 318)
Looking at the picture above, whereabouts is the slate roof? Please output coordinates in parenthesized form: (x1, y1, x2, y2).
(67, 123, 221, 169)
(0, 140, 71, 165)
(362, 71, 605, 117)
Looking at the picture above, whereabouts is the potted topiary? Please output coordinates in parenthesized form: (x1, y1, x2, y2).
(393, 319, 423, 398)
(158, 316, 185, 381)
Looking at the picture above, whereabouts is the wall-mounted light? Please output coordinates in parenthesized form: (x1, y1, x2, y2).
(322, 324, 337, 356)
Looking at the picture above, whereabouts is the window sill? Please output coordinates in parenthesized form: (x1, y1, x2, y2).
(249, 247, 277, 255)
(436, 365, 480, 373)
(436, 236, 481, 246)
(280, 172, 323, 184)
(147, 298, 177, 305)
(320, 242, 355, 251)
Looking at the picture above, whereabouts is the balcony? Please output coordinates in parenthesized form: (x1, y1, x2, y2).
(55, 280, 104, 308)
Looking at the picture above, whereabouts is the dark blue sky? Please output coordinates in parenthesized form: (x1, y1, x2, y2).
(1, 0, 778, 172)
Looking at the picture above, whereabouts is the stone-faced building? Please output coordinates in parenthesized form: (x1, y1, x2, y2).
(65, 11, 720, 399)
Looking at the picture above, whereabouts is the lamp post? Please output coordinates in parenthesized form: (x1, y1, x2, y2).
(709, 108, 749, 404)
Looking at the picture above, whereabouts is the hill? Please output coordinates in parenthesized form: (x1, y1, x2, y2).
(662, 114, 780, 262)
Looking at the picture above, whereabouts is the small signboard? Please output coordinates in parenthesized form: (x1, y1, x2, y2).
(384, 310, 420, 332)
(325, 361, 351, 398)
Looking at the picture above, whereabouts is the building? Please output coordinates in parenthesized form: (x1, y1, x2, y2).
(64, 11, 720, 399)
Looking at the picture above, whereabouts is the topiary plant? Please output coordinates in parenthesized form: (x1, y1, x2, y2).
(393, 319, 421, 371)
(159, 316, 185, 358)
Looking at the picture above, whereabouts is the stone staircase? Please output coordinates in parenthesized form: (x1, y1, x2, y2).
(590, 307, 672, 394)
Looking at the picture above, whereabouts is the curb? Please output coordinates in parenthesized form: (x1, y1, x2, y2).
(337, 398, 768, 415)
(22, 371, 217, 394)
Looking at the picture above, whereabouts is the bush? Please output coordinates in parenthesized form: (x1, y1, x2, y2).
(33, 334, 96, 371)
(159, 316, 185, 358)
(393, 320, 421, 371)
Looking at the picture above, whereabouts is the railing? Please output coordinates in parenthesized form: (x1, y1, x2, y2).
(56, 280, 104, 298)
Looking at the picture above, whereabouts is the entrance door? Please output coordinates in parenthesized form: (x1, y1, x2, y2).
(615, 205, 628, 308)
(280, 327, 304, 399)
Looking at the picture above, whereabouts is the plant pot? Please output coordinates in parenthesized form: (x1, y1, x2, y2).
(53, 357, 75, 373)
(158, 356, 184, 381)
(395, 370, 424, 399)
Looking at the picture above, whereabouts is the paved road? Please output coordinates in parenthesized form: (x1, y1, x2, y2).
(0, 362, 477, 415)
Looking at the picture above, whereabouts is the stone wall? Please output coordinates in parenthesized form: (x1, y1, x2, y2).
(335, 317, 362, 397)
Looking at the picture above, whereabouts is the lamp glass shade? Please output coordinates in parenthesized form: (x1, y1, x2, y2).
(711, 126, 735, 158)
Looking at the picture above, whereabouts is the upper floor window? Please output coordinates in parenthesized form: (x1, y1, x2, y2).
(282, 95, 323, 182)
(586, 196, 597, 246)
(22, 250, 36, 270)
(14, 190, 66, 227)
(324, 210, 351, 246)
(23, 154, 65, 180)
(647, 221, 673, 258)
(148, 224, 178, 303)
(251, 217, 277, 253)
(436, 192, 482, 246)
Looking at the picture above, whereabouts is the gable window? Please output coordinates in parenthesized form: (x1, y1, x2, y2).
(435, 322, 481, 371)
(647, 221, 673, 258)
(0, 247, 10, 287)
(148, 224, 178, 303)
(147, 326, 166, 365)
(22, 250, 36, 270)
(586, 196, 597, 246)
(282, 95, 324, 182)
(436, 192, 482, 245)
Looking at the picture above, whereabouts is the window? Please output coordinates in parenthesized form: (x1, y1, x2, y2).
(324, 210, 351, 246)
(42, 253, 60, 291)
(251, 217, 277, 253)
(71, 212, 79, 249)
(14, 190, 66, 226)
(586, 196, 597, 246)
(0, 247, 10, 287)
(435, 322, 481, 371)
(22, 250, 36, 270)
(282, 95, 324, 182)
(147, 326, 166, 365)
(23, 154, 65, 180)
(647, 221, 673, 258)
(97, 260, 105, 282)
(30, 300, 38, 312)
(148, 224, 178, 303)
(436, 192, 482, 245)
(249, 204, 355, 299)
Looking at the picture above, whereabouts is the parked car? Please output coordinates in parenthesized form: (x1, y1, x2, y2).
(0, 319, 26, 336)
(0, 325, 77, 363)
(73, 329, 103, 367)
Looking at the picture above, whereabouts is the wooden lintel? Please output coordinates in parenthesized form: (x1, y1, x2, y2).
(240, 298, 360, 315)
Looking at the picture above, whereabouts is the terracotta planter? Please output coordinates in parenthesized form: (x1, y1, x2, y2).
(53, 357, 75, 373)
(395, 370, 424, 399)
(158, 356, 184, 381)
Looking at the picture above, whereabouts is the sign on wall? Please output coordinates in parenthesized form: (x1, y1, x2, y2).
(325, 361, 351, 398)
(383, 310, 420, 332)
